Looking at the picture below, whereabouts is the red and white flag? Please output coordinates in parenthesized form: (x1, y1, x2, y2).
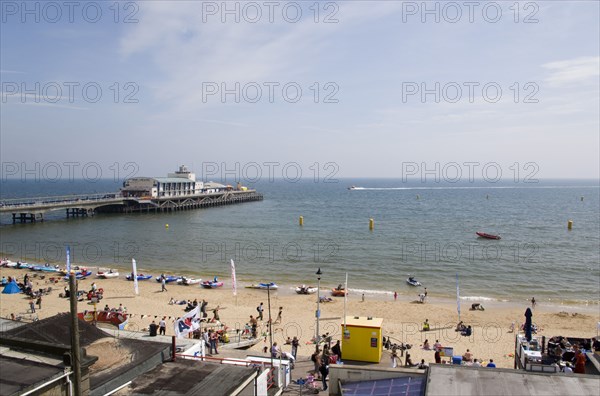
(231, 259, 237, 296)
(174, 306, 200, 338)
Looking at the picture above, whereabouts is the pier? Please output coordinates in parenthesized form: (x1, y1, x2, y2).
(0, 190, 263, 224)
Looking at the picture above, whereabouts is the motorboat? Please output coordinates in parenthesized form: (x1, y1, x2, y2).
(476, 232, 501, 240)
(180, 277, 202, 285)
(295, 285, 318, 294)
(246, 282, 278, 290)
(201, 280, 224, 289)
(406, 277, 421, 287)
(331, 284, 348, 297)
(97, 270, 119, 279)
(156, 275, 182, 283)
(126, 274, 153, 281)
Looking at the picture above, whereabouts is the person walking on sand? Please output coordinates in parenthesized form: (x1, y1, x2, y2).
(257, 302, 264, 321)
(531, 297, 536, 308)
(394, 291, 398, 301)
(249, 315, 258, 338)
(161, 275, 167, 292)
(274, 306, 283, 324)
(36, 296, 42, 310)
(291, 336, 299, 359)
(159, 317, 166, 335)
(29, 300, 36, 313)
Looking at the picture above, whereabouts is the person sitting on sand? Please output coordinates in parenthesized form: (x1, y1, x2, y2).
(455, 321, 466, 332)
(418, 359, 428, 369)
(104, 304, 110, 311)
(471, 303, 485, 311)
(169, 297, 175, 305)
(422, 319, 430, 331)
(422, 339, 431, 350)
(461, 325, 472, 337)
(405, 353, 415, 367)
(462, 349, 473, 362)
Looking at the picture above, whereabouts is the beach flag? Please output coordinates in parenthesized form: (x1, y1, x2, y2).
(66, 246, 71, 274)
(132, 258, 139, 295)
(174, 306, 200, 338)
(456, 273, 461, 322)
(231, 259, 237, 296)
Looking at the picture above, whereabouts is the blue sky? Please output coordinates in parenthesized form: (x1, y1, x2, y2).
(1, 0, 599, 181)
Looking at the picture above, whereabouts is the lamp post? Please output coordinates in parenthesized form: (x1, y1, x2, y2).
(315, 268, 322, 351)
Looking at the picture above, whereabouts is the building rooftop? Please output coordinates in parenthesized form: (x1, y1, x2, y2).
(2, 312, 108, 346)
(426, 364, 600, 396)
(0, 355, 65, 396)
(344, 316, 384, 328)
(154, 177, 199, 184)
(114, 359, 257, 396)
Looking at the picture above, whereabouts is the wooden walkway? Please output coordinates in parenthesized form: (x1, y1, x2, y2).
(0, 190, 263, 223)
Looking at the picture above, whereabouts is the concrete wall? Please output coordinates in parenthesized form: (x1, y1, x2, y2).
(328, 364, 426, 395)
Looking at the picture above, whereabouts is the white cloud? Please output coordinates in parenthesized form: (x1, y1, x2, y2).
(542, 56, 600, 86)
(118, 1, 402, 113)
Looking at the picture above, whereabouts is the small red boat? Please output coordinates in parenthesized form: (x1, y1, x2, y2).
(476, 232, 501, 240)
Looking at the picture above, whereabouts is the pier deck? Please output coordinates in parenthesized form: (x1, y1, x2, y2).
(0, 190, 263, 223)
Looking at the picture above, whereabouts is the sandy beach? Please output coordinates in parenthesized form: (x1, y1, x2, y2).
(1, 266, 598, 369)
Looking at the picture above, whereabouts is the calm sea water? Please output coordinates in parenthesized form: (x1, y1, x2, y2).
(1, 179, 599, 306)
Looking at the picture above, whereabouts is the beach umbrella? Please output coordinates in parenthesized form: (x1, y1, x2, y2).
(2, 280, 21, 294)
(524, 307, 533, 341)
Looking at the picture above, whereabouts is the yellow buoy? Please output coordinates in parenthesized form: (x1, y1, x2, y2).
(165, 224, 169, 229)
(299, 216, 303, 226)
(369, 218, 374, 231)
(567, 220, 573, 230)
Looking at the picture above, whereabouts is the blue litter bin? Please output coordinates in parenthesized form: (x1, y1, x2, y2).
(452, 356, 462, 365)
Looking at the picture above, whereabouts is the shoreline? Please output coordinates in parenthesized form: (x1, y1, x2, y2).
(1, 265, 598, 370)
(2, 255, 598, 311)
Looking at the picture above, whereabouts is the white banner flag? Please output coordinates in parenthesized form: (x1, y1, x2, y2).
(132, 258, 139, 295)
(231, 259, 237, 296)
(174, 306, 200, 338)
(66, 246, 71, 274)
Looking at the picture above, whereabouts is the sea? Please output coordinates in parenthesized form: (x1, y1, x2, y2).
(1, 178, 599, 308)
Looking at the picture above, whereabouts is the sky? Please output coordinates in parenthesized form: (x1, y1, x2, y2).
(1, 0, 599, 183)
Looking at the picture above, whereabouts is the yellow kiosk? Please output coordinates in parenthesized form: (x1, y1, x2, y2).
(341, 316, 383, 363)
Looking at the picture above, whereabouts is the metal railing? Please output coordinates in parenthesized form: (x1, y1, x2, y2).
(0, 193, 122, 208)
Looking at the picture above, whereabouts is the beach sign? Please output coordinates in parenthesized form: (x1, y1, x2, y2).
(440, 347, 454, 357)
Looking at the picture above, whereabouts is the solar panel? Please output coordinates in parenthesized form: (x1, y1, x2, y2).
(341, 376, 426, 396)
